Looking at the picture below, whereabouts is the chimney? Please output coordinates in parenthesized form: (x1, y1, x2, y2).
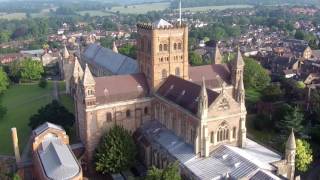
(11, 127, 21, 163)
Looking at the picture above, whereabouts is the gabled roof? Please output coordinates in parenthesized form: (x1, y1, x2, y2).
(153, 19, 173, 28)
(38, 138, 80, 180)
(189, 64, 231, 89)
(33, 122, 64, 136)
(157, 76, 219, 115)
(94, 73, 149, 104)
(83, 43, 138, 75)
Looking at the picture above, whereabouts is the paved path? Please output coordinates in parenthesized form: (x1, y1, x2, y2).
(52, 80, 59, 101)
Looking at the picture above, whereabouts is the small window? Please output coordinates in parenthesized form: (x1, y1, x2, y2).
(174, 43, 177, 50)
(144, 107, 149, 115)
(175, 67, 180, 77)
(164, 44, 168, 51)
(233, 127, 236, 138)
(126, 110, 131, 117)
(178, 43, 182, 50)
(162, 69, 167, 80)
(159, 44, 162, 51)
(210, 131, 214, 143)
(106, 112, 112, 122)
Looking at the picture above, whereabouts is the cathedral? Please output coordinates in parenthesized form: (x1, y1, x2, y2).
(62, 19, 297, 180)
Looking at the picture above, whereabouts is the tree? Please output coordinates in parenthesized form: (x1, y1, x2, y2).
(20, 58, 44, 81)
(28, 100, 75, 133)
(0, 31, 11, 43)
(276, 106, 304, 135)
(244, 58, 270, 90)
(262, 84, 282, 102)
(294, 30, 305, 40)
(0, 67, 9, 94)
(296, 139, 313, 172)
(119, 44, 137, 59)
(95, 125, 137, 174)
(146, 162, 181, 180)
(7, 61, 21, 83)
(189, 51, 204, 66)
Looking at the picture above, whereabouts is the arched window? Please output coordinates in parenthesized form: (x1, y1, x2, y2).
(178, 43, 182, 50)
(164, 44, 168, 51)
(175, 67, 180, 77)
(141, 40, 144, 51)
(144, 107, 149, 115)
(106, 112, 112, 122)
(210, 131, 214, 143)
(233, 127, 236, 139)
(162, 69, 167, 80)
(126, 110, 131, 117)
(159, 44, 163, 51)
(174, 43, 177, 50)
(217, 122, 229, 142)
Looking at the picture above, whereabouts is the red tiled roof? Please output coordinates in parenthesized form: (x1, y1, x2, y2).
(189, 64, 231, 89)
(157, 75, 219, 115)
(94, 73, 149, 104)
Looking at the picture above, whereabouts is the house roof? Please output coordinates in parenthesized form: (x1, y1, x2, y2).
(157, 75, 219, 115)
(189, 64, 231, 89)
(38, 138, 81, 180)
(83, 43, 138, 75)
(33, 122, 64, 136)
(94, 73, 149, 104)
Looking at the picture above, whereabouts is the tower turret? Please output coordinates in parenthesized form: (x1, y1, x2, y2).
(82, 64, 96, 108)
(197, 77, 208, 119)
(285, 129, 296, 180)
(213, 43, 222, 64)
(112, 41, 118, 53)
(63, 45, 70, 59)
(73, 57, 84, 84)
(232, 48, 244, 100)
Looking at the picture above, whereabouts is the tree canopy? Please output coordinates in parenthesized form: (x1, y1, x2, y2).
(0, 67, 9, 94)
(119, 44, 137, 59)
(28, 100, 75, 133)
(19, 58, 44, 81)
(95, 125, 137, 174)
(244, 57, 271, 90)
(146, 162, 181, 180)
(295, 139, 313, 172)
(189, 51, 204, 66)
(276, 106, 304, 135)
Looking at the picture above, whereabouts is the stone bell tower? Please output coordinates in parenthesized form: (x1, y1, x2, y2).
(137, 19, 189, 92)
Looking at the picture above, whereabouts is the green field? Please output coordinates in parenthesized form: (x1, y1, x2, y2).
(77, 10, 113, 17)
(0, 83, 53, 155)
(0, 12, 26, 20)
(182, 4, 253, 12)
(109, 2, 171, 14)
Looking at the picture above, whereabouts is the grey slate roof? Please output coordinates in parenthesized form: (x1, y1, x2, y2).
(138, 121, 281, 180)
(83, 43, 138, 75)
(38, 138, 81, 180)
(33, 122, 64, 136)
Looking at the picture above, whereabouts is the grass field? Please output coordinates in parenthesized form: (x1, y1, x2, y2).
(0, 83, 53, 155)
(109, 2, 171, 14)
(77, 10, 114, 17)
(182, 4, 253, 12)
(60, 95, 74, 115)
(0, 12, 26, 20)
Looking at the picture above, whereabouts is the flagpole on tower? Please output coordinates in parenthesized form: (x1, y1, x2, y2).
(179, 0, 182, 26)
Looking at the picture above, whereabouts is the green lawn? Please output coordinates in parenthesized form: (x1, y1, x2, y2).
(0, 12, 26, 20)
(181, 4, 253, 12)
(0, 83, 53, 155)
(77, 10, 113, 16)
(60, 94, 74, 115)
(109, 2, 171, 14)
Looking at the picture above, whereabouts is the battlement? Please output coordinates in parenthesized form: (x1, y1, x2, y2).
(137, 22, 187, 31)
